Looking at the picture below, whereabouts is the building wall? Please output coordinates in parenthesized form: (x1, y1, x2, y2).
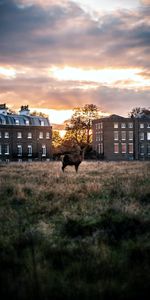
(92, 115, 150, 161)
(0, 125, 52, 161)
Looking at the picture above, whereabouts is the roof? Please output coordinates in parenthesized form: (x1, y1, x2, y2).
(0, 113, 51, 126)
(92, 114, 129, 123)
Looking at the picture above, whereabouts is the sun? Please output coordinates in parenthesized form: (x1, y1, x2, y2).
(0, 67, 16, 79)
(31, 108, 74, 124)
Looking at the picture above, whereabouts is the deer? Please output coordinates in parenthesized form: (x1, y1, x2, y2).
(62, 146, 86, 173)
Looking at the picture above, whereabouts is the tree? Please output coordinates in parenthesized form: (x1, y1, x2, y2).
(31, 111, 48, 118)
(52, 130, 63, 152)
(128, 107, 150, 118)
(65, 104, 99, 146)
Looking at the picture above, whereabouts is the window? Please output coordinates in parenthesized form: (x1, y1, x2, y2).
(129, 131, 133, 140)
(121, 131, 126, 140)
(28, 145, 32, 156)
(4, 132, 9, 138)
(128, 122, 133, 128)
(128, 143, 133, 154)
(121, 123, 126, 128)
(96, 133, 100, 142)
(147, 144, 150, 155)
(140, 123, 144, 129)
(114, 143, 119, 153)
(42, 144, 46, 156)
(147, 124, 150, 128)
(114, 131, 119, 140)
(46, 132, 50, 139)
(139, 132, 144, 140)
(0, 132, 1, 138)
(97, 143, 103, 154)
(26, 120, 29, 125)
(121, 143, 126, 153)
(15, 119, 19, 125)
(40, 120, 45, 126)
(17, 145, 22, 156)
(0, 144, 1, 155)
(39, 132, 43, 139)
(147, 132, 150, 140)
(114, 123, 118, 128)
(17, 132, 22, 139)
(4, 144, 9, 155)
(100, 122, 103, 129)
(28, 132, 32, 139)
(139, 144, 144, 155)
(2, 119, 6, 125)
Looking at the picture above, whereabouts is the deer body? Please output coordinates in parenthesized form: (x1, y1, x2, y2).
(62, 148, 85, 172)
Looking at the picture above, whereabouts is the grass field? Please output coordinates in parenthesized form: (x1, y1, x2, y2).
(0, 161, 150, 300)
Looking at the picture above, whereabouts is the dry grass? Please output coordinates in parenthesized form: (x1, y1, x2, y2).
(0, 160, 150, 300)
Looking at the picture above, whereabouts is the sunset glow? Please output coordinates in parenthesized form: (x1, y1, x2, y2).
(0, 0, 149, 123)
(31, 108, 74, 124)
(0, 67, 16, 79)
(50, 66, 149, 88)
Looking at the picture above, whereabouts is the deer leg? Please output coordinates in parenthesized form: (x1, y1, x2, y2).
(62, 164, 66, 172)
(75, 164, 79, 173)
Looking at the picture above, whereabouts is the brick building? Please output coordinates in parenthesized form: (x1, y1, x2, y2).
(0, 104, 52, 161)
(92, 113, 150, 160)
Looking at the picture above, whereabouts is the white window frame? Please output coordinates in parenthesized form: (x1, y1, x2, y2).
(4, 144, 9, 155)
(46, 132, 50, 139)
(40, 120, 45, 126)
(129, 131, 133, 140)
(121, 123, 126, 128)
(114, 123, 118, 129)
(147, 144, 150, 155)
(98, 143, 103, 154)
(128, 143, 133, 154)
(42, 144, 46, 157)
(128, 122, 133, 128)
(139, 144, 144, 155)
(114, 143, 119, 154)
(28, 145, 32, 156)
(2, 119, 6, 125)
(15, 119, 19, 125)
(147, 132, 150, 140)
(26, 120, 29, 126)
(4, 132, 9, 138)
(121, 143, 127, 153)
(139, 132, 144, 141)
(140, 123, 144, 129)
(17, 132, 22, 139)
(114, 131, 119, 140)
(17, 145, 22, 156)
(121, 131, 126, 140)
(0, 132, 1, 138)
(39, 132, 43, 139)
(28, 132, 32, 139)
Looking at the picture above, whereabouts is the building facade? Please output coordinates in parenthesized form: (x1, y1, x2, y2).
(0, 104, 52, 162)
(92, 114, 150, 161)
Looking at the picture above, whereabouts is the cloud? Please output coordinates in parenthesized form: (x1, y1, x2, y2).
(0, 0, 149, 70)
(141, 0, 150, 5)
(0, 0, 149, 118)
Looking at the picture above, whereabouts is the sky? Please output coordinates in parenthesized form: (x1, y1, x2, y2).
(0, 0, 150, 123)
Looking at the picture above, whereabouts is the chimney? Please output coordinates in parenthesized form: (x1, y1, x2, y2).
(19, 105, 30, 116)
(0, 104, 8, 115)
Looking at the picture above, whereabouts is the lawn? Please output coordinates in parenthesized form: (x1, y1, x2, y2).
(0, 161, 150, 300)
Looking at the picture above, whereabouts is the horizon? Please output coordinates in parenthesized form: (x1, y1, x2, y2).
(0, 0, 150, 124)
